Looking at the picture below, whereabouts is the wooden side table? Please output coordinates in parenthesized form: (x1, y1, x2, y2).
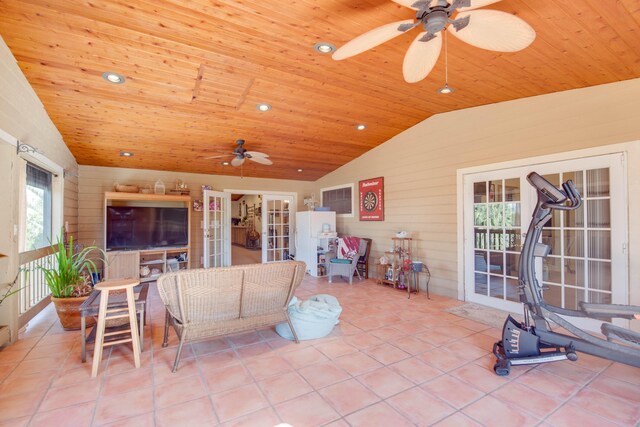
(79, 282, 149, 363)
(376, 263, 389, 286)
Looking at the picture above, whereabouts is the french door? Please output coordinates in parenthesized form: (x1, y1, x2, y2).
(262, 195, 293, 262)
(203, 190, 231, 268)
(463, 154, 628, 328)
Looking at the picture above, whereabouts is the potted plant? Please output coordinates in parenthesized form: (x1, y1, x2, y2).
(41, 230, 105, 330)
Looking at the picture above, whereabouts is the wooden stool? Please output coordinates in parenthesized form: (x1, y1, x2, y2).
(91, 279, 141, 377)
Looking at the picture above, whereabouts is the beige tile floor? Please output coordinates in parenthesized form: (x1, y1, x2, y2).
(0, 276, 639, 426)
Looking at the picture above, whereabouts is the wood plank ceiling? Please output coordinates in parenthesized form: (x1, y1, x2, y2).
(1, 0, 639, 181)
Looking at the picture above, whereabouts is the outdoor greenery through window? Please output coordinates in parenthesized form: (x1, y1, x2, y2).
(25, 162, 53, 250)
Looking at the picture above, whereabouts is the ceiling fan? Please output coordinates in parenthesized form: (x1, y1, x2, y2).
(332, 0, 536, 83)
(205, 139, 272, 167)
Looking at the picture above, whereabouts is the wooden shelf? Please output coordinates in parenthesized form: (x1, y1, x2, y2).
(105, 192, 191, 202)
(377, 237, 414, 297)
(140, 259, 165, 265)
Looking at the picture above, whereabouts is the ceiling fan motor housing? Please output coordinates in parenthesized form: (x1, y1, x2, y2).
(234, 139, 247, 157)
(424, 10, 449, 33)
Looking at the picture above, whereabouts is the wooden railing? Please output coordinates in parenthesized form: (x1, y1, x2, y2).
(18, 246, 55, 318)
(474, 229, 520, 251)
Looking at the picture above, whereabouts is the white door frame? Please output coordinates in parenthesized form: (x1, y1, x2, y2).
(223, 189, 297, 263)
(262, 194, 295, 263)
(203, 190, 231, 267)
(457, 144, 633, 315)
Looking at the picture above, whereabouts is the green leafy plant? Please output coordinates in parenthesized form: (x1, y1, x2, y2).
(41, 230, 105, 298)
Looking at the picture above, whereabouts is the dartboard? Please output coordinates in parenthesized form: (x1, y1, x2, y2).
(362, 191, 378, 211)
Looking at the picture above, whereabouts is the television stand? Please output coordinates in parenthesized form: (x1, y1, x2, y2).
(104, 192, 192, 281)
(105, 247, 190, 282)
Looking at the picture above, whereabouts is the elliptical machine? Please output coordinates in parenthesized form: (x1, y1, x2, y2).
(493, 172, 640, 376)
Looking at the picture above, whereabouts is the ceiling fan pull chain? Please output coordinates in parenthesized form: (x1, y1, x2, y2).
(444, 30, 448, 83)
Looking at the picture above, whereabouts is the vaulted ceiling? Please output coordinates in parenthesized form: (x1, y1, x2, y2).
(1, 0, 639, 180)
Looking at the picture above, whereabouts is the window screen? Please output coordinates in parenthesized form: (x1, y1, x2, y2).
(25, 162, 53, 250)
(321, 185, 353, 215)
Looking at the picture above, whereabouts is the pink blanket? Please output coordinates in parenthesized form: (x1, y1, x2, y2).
(337, 236, 360, 260)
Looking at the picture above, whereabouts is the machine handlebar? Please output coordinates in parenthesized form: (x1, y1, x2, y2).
(526, 172, 582, 211)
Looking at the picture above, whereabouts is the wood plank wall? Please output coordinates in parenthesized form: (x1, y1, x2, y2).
(314, 78, 640, 302)
(0, 36, 79, 340)
(78, 165, 314, 270)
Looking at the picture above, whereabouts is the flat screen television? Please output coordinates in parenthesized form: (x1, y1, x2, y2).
(106, 206, 188, 250)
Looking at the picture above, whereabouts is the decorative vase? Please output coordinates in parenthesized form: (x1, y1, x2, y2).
(51, 295, 94, 331)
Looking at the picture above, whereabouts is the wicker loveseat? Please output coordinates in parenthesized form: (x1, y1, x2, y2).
(157, 261, 306, 372)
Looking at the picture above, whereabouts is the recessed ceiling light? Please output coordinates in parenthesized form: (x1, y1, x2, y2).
(256, 103, 272, 112)
(355, 124, 367, 131)
(297, 169, 303, 172)
(222, 161, 230, 166)
(102, 71, 125, 84)
(314, 42, 336, 54)
(119, 151, 133, 157)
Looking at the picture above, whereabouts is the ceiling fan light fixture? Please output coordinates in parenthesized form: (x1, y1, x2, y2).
(256, 103, 272, 112)
(355, 124, 367, 131)
(437, 31, 454, 94)
(102, 71, 125, 84)
(314, 42, 336, 54)
(119, 151, 133, 157)
(437, 83, 455, 94)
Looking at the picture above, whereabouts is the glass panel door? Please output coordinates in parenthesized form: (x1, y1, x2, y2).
(262, 195, 294, 262)
(463, 153, 627, 329)
(469, 176, 522, 309)
(540, 168, 613, 309)
(203, 190, 231, 268)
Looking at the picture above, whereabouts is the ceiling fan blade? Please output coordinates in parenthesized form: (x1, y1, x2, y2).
(391, 0, 418, 10)
(231, 157, 245, 167)
(245, 151, 269, 158)
(332, 19, 414, 60)
(204, 154, 231, 159)
(402, 32, 443, 83)
(249, 156, 273, 165)
(447, 10, 536, 52)
(457, 0, 501, 12)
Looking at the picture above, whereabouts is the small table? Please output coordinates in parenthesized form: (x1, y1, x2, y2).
(411, 264, 431, 300)
(79, 283, 149, 363)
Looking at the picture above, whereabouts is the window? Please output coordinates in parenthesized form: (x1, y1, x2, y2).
(19, 158, 63, 253)
(25, 163, 53, 250)
(321, 184, 354, 216)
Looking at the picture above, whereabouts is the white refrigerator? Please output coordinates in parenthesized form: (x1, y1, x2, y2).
(295, 211, 337, 277)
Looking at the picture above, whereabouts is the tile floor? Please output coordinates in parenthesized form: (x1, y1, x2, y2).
(0, 276, 639, 427)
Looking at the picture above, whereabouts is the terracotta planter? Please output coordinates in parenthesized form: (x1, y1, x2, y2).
(51, 296, 95, 331)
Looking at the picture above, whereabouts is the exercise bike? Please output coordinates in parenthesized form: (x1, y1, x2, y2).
(493, 172, 640, 376)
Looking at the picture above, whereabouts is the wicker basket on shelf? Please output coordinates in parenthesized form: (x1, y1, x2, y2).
(114, 184, 139, 193)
